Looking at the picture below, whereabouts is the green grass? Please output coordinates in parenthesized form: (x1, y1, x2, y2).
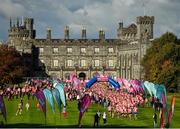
(0, 93, 180, 128)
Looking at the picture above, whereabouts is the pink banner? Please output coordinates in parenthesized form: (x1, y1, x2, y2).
(78, 94, 91, 127)
(168, 96, 175, 126)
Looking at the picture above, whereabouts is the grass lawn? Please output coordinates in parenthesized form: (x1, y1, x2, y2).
(0, 93, 179, 128)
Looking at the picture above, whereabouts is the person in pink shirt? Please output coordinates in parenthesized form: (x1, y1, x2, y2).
(22, 87, 25, 97)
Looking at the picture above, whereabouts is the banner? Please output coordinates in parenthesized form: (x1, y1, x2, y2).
(149, 82, 156, 96)
(156, 84, 166, 100)
(167, 96, 175, 126)
(160, 111, 164, 129)
(143, 81, 152, 96)
(161, 92, 168, 117)
(73, 78, 81, 88)
(55, 82, 66, 107)
(122, 79, 131, 87)
(143, 81, 156, 96)
(78, 94, 91, 127)
(43, 89, 55, 113)
(52, 88, 61, 112)
(35, 91, 46, 117)
(141, 82, 147, 96)
(70, 71, 76, 83)
(0, 95, 6, 121)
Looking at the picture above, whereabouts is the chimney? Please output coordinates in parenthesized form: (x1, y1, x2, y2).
(119, 22, 123, 29)
(99, 29, 105, 40)
(17, 17, 19, 27)
(82, 27, 86, 39)
(47, 27, 51, 39)
(10, 17, 12, 28)
(64, 26, 69, 39)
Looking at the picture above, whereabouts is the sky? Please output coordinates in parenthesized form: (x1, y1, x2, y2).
(0, 0, 180, 41)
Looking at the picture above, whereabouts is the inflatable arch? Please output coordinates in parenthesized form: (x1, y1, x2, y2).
(85, 76, 120, 89)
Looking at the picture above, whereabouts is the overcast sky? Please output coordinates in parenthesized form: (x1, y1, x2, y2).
(0, 0, 179, 41)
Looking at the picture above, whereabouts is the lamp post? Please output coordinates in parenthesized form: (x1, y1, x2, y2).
(102, 65, 106, 75)
(89, 65, 92, 79)
(61, 66, 64, 81)
(74, 63, 78, 75)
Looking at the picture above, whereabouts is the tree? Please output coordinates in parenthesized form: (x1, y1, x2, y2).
(142, 32, 180, 92)
(0, 45, 31, 84)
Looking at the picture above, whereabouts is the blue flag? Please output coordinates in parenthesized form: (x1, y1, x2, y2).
(43, 89, 55, 113)
(143, 81, 153, 96)
(52, 88, 61, 112)
(54, 82, 66, 107)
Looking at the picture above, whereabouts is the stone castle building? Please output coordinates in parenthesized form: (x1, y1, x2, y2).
(8, 15, 154, 80)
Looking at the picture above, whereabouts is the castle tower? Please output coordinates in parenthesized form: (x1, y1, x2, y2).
(82, 27, 86, 39)
(64, 26, 69, 39)
(25, 18, 33, 30)
(24, 18, 36, 39)
(136, 16, 154, 40)
(8, 17, 36, 48)
(117, 21, 123, 39)
(99, 29, 105, 40)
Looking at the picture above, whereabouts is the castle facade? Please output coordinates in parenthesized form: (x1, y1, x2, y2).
(8, 16, 154, 80)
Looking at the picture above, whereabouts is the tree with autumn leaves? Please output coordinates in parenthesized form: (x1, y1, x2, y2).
(0, 45, 31, 84)
(142, 32, 180, 92)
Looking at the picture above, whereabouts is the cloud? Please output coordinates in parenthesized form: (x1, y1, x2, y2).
(0, 0, 179, 41)
(0, 0, 25, 19)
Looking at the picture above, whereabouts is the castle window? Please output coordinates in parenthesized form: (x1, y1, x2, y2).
(128, 56, 131, 66)
(94, 60, 100, 67)
(80, 47, 86, 54)
(67, 60, 73, 67)
(108, 60, 114, 67)
(123, 55, 126, 66)
(108, 47, 114, 53)
(53, 47, 59, 53)
(94, 47, 99, 53)
(80, 59, 86, 67)
(39, 47, 44, 54)
(53, 60, 59, 67)
(67, 47, 72, 53)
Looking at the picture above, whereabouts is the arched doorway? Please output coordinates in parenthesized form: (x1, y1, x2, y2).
(78, 72, 86, 80)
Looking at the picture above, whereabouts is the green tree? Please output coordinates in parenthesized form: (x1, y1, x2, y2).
(0, 45, 30, 84)
(142, 32, 180, 92)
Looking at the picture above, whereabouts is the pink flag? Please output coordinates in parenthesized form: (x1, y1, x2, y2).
(70, 72, 76, 83)
(122, 79, 131, 87)
(160, 112, 164, 129)
(167, 96, 175, 126)
(78, 94, 91, 127)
